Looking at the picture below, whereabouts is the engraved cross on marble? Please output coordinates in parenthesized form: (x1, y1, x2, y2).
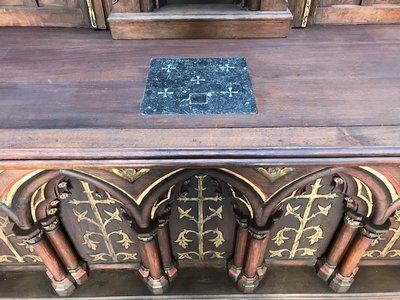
(161, 64, 176, 73)
(190, 76, 206, 85)
(158, 88, 174, 98)
(220, 64, 235, 72)
(140, 57, 257, 115)
(221, 87, 239, 97)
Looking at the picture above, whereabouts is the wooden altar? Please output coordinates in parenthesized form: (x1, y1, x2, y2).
(0, 24, 400, 299)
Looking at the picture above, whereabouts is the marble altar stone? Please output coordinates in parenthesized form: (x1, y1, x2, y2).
(140, 57, 257, 115)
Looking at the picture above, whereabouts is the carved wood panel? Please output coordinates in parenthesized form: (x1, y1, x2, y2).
(266, 176, 344, 260)
(1, 166, 400, 295)
(169, 174, 236, 261)
(57, 178, 139, 264)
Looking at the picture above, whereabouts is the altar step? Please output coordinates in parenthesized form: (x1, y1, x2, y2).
(108, 4, 292, 39)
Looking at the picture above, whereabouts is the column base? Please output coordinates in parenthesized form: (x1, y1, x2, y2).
(49, 273, 76, 296)
(69, 262, 88, 285)
(315, 257, 336, 282)
(164, 262, 178, 282)
(256, 263, 267, 280)
(227, 260, 242, 283)
(329, 269, 358, 293)
(237, 274, 260, 293)
(146, 275, 169, 294)
(138, 264, 150, 282)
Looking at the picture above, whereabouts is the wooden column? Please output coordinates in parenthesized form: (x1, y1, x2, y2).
(316, 207, 362, 282)
(130, 219, 169, 294)
(329, 218, 390, 293)
(228, 215, 248, 282)
(237, 224, 269, 293)
(41, 213, 88, 285)
(13, 223, 76, 296)
(256, 231, 269, 279)
(157, 208, 178, 282)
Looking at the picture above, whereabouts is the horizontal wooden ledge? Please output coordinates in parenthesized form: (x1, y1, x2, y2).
(108, 6, 292, 39)
(109, 9, 292, 20)
(0, 126, 399, 149)
(314, 5, 400, 25)
(1, 157, 400, 169)
(0, 126, 400, 167)
(0, 7, 87, 27)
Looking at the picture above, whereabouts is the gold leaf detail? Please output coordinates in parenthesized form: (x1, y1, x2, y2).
(115, 231, 134, 249)
(269, 249, 287, 257)
(73, 209, 88, 222)
(178, 207, 192, 219)
(117, 253, 138, 260)
(69, 199, 82, 205)
(209, 229, 225, 248)
(284, 203, 301, 216)
(363, 250, 376, 258)
(307, 226, 324, 245)
(90, 253, 109, 261)
(208, 252, 225, 259)
(0, 255, 13, 263)
(175, 230, 192, 249)
(104, 208, 122, 222)
(209, 206, 223, 219)
(394, 210, 400, 222)
(83, 232, 100, 250)
(177, 252, 193, 260)
(299, 248, 317, 256)
(23, 255, 42, 262)
(272, 227, 291, 246)
(317, 204, 332, 216)
(388, 250, 400, 257)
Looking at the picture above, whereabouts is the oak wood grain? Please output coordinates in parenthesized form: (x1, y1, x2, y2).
(0, 7, 89, 27)
(0, 26, 399, 168)
(314, 5, 400, 24)
(108, 5, 292, 39)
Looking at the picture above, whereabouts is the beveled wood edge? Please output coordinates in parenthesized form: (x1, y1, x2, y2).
(3, 292, 399, 300)
(108, 8, 292, 20)
(314, 5, 400, 25)
(0, 7, 86, 27)
(0, 126, 399, 167)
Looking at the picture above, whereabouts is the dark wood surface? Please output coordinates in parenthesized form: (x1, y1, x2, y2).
(2, 265, 400, 298)
(0, 25, 399, 165)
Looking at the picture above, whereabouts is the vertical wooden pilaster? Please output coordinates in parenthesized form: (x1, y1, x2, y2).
(316, 208, 361, 282)
(13, 223, 76, 296)
(129, 218, 169, 295)
(237, 224, 269, 293)
(41, 214, 88, 285)
(329, 218, 390, 293)
(256, 231, 269, 279)
(228, 215, 249, 282)
(157, 209, 178, 282)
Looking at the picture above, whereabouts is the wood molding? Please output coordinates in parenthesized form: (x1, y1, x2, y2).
(314, 5, 400, 24)
(0, 7, 88, 27)
(108, 5, 292, 39)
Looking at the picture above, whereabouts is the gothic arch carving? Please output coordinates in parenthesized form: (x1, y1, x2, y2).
(1, 166, 400, 296)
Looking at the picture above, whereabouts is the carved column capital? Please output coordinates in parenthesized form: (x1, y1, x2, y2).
(13, 222, 43, 245)
(248, 223, 269, 240)
(235, 213, 249, 229)
(41, 215, 59, 232)
(360, 217, 391, 240)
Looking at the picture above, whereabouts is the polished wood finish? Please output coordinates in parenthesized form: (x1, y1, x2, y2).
(314, 5, 400, 24)
(0, 7, 89, 27)
(108, 5, 292, 39)
(1, 25, 400, 298)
